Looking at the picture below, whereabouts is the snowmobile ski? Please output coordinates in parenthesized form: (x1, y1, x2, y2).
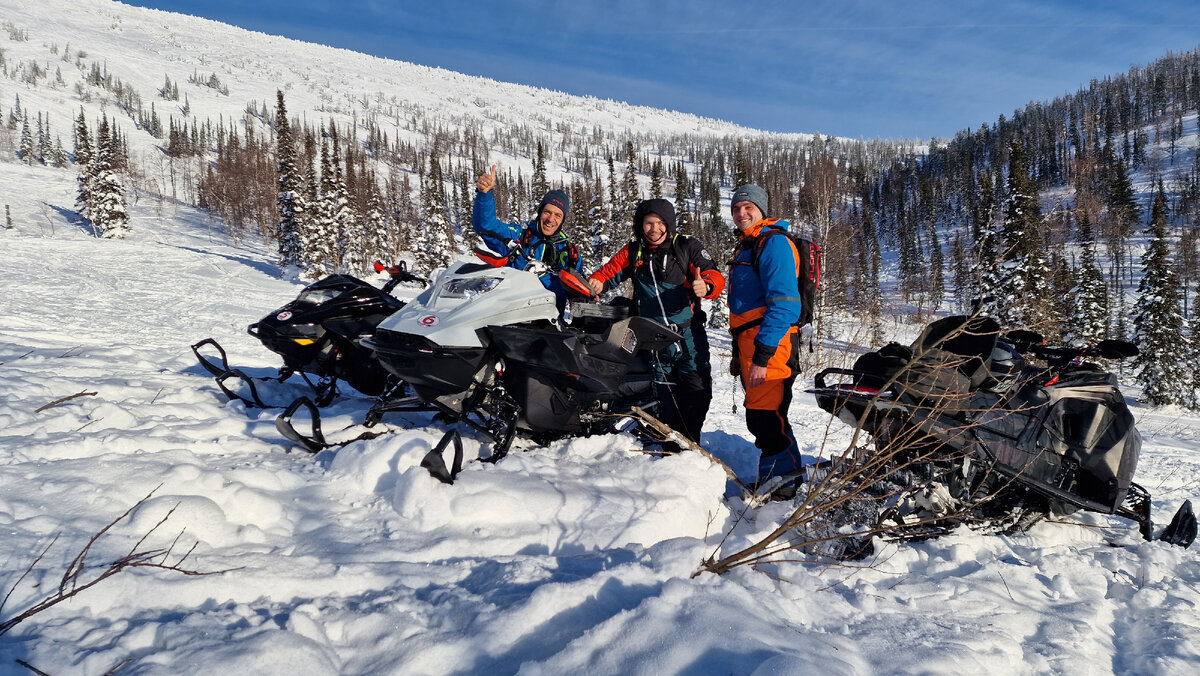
(193, 262, 424, 409)
(421, 428, 465, 484)
(273, 394, 430, 453)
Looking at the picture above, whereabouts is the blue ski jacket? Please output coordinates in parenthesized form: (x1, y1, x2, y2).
(728, 218, 804, 366)
(471, 191, 583, 293)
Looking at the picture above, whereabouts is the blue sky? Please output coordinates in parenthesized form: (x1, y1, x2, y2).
(124, 1, 1200, 140)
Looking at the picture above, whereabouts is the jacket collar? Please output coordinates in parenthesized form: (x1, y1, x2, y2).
(738, 218, 778, 240)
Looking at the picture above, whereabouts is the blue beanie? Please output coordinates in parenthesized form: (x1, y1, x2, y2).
(538, 189, 570, 220)
(731, 184, 768, 217)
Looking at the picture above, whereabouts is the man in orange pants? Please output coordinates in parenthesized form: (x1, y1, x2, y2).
(726, 184, 804, 483)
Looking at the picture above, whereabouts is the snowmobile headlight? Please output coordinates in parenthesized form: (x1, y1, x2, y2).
(296, 288, 343, 306)
(440, 276, 502, 300)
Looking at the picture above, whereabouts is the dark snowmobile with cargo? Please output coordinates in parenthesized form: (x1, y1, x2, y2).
(192, 261, 427, 408)
(806, 315, 1195, 548)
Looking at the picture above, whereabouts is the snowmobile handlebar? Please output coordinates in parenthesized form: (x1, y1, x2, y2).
(559, 268, 599, 301)
(1002, 328, 1137, 364)
(1024, 339, 1138, 366)
(373, 260, 429, 291)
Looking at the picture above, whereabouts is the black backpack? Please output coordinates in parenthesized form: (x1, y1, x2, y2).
(738, 223, 822, 328)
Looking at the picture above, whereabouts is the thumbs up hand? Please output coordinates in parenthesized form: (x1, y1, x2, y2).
(476, 164, 497, 193)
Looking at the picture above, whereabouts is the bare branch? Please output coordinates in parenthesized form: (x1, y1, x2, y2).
(0, 487, 241, 637)
(34, 390, 97, 413)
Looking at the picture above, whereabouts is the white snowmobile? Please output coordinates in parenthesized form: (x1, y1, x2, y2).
(275, 251, 683, 480)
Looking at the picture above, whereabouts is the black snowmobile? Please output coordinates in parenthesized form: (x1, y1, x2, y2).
(807, 315, 1195, 548)
(275, 252, 683, 481)
(192, 261, 427, 408)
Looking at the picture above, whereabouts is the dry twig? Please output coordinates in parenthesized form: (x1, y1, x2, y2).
(0, 486, 239, 637)
(34, 390, 97, 413)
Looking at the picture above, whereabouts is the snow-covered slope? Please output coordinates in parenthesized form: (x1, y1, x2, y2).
(3, 149, 1200, 676)
(3, 1, 1200, 674)
(0, 0, 803, 191)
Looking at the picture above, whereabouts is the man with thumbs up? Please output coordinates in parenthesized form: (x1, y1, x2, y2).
(472, 165, 584, 304)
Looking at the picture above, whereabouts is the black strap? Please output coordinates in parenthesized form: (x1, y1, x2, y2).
(730, 317, 763, 338)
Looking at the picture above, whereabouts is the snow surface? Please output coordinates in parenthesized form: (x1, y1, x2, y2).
(4, 164, 1200, 676)
(1, 0, 1199, 673)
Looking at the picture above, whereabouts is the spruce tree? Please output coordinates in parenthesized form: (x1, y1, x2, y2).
(1070, 213, 1109, 344)
(329, 129, 353, 271)
(587, 174, 610, 264)
(89, 115, 130, 238)
(19, 118, 34, 164)
(672, 161, 693, 235)
(457, 170, 479, 253)
(567, 179, 592, 262)
(37, 111, 51, 160)
(361, 179, 390, 267)
(620, 141, 639, 230)
(274, 91, 303, 269)
(417, 150, 455, 275)
(532, 141, 547, 198)
(1133, 183, 1188, 406)
(981, 140, 1051, 329)
(306, 131, 337, 276)
(74, 111, 92, 221)
(649, 157, 663, 198)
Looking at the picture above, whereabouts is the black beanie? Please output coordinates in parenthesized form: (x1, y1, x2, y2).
(538, 189, 570, 220)
(633, 198, 677, 240)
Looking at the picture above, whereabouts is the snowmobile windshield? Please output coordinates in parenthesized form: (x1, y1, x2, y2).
(440, 276, 502, 300)
(295, 287, 345, 306)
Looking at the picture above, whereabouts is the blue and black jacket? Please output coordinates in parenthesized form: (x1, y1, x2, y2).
(471, 190, 583, 295)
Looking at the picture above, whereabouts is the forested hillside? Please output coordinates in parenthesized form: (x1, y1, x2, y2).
(1, 0, 1197, 406)
(863, 49, 1200, 405)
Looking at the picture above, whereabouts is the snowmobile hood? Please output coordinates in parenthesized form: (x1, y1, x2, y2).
(374, 259, 559, 349)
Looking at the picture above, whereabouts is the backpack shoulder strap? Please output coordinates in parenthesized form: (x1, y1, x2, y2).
(749, 221, 792, 273)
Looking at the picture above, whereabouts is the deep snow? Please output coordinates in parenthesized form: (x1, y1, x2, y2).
(3, 164, 1200, 676)
(1, 0, 1199, 672)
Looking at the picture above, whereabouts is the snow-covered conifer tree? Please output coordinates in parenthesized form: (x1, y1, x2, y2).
(274, 91, 303, 269)
(1068, 213, 1109, 344)
(303, 131, 338, 277)
(89, 115, 129, 238)
(416, 150, 455, 275)
(360, 180, 390, 268)
(19, 118, 34, 164)
(978, 140, 1051, 329)
(73, 111, 92, 221)
(532, 141, 547, 198)
(1133, 183, 1188, 406)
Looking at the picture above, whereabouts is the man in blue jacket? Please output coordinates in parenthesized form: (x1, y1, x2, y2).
(727, 184, 804, 483)
(472, 165, 583, 304)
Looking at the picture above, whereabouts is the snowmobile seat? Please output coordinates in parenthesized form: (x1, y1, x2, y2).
(588, 317, 681, 364)
(894, 316, 1000, 410)
(850, 342, 911, 390)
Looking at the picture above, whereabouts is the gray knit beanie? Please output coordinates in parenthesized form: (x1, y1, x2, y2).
(731, 184, 768, 217)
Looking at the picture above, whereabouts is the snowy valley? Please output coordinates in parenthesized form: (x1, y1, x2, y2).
(2, 1, 1200, 674)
